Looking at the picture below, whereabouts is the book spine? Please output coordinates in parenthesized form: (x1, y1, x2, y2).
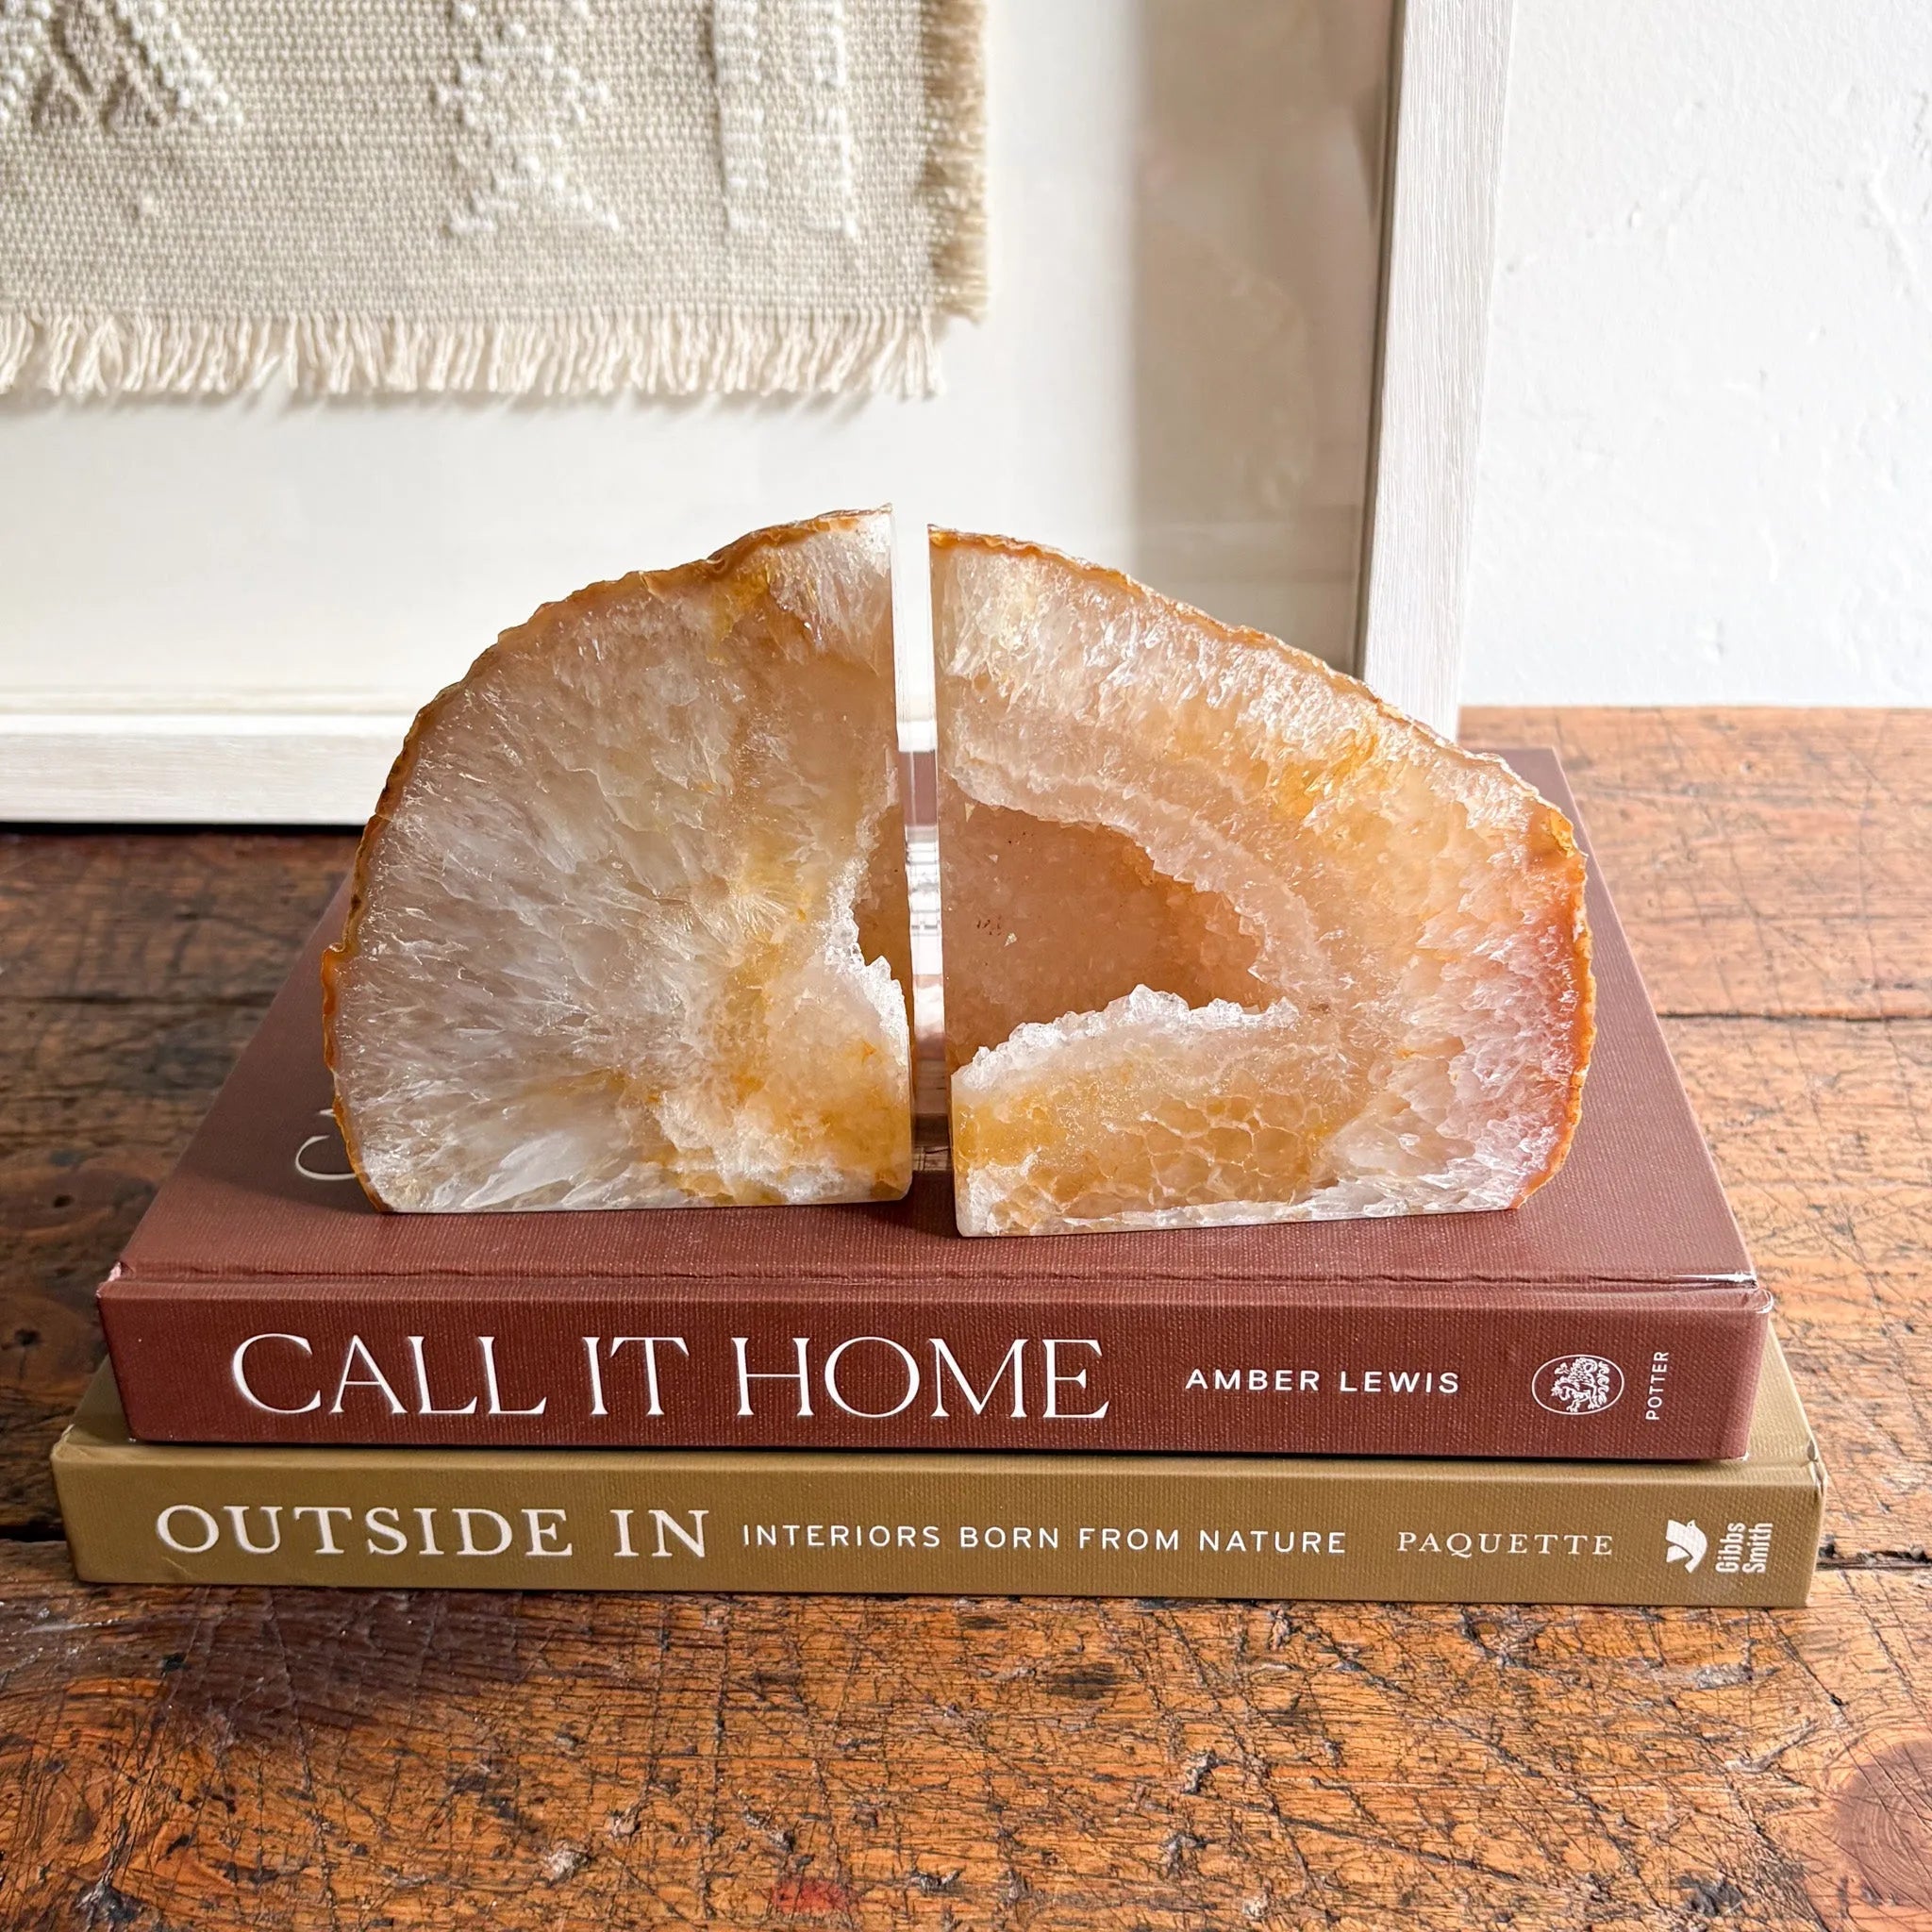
(100, 1284, 1769, 1457)
(53, 1435, 1822, 1607)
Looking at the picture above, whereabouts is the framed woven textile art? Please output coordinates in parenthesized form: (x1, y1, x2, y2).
(0, 0, 986, 396)
(0, 0, 1512, 816)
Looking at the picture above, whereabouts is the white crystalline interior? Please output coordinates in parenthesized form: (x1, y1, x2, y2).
(328, 516, 912, 1211)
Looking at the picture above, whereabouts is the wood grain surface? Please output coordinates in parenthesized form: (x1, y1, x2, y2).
(1463, 708, 1932, 1022)
(0, 710, 1926, 1929)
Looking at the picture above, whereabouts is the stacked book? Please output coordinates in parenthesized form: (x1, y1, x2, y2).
(54, 752, 1823, 1607)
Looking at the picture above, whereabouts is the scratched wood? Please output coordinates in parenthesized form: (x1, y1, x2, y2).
(0, 829, 356, 1004)
(1463, 708, 1932, 1021)
(0, 715, 1926, 1928)
(0, 1546, 1926, 1929)
(0, 832, 353, 1535)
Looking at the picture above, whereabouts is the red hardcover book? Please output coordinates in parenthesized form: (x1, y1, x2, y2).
(99, 752, 1769, 1458)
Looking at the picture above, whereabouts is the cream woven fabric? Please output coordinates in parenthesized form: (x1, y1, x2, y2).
(0, 0, 985, 396)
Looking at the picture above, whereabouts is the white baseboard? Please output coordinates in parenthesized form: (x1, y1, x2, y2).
(0, 713, 411, 824)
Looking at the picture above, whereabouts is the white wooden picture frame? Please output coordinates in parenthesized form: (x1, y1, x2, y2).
(1357, 0, 1515, 740)
(0, 1, 1511, 822)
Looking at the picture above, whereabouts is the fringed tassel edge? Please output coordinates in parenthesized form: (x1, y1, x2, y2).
(0, 307, 946, 399)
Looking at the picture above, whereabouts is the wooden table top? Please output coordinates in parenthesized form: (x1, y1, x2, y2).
(1, 708, 1925, 1929)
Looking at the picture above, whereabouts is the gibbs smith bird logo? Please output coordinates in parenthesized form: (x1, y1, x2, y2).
(1665, 1520, 1708, 1574)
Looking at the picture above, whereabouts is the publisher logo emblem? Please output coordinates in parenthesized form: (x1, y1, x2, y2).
(1532, 1354, 1624, 1416)
(1665, 1519, 1707, 1574)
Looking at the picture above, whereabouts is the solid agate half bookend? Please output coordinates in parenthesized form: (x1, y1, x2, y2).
(929, 530, 1594, 1237)
(324, 512, 912, 1212)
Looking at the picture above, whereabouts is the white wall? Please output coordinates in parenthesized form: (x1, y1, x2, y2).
(1465, 0, 1932, 708)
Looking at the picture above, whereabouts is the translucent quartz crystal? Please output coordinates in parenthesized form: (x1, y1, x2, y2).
(931, 529, 1594, 1238)
(325, 513, 912, 1210)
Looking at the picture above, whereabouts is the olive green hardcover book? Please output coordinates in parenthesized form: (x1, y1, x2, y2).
(53, 1341, 1823, 1607)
